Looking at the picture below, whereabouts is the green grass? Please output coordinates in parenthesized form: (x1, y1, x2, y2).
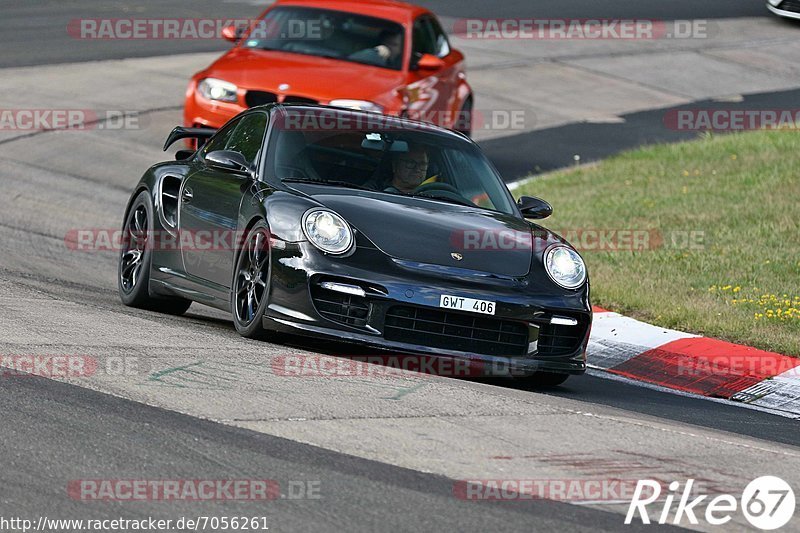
(515, 130, 800, 356)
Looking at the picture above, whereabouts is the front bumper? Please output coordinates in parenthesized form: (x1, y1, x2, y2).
(265, 315, 587, 376)
(767, 1, 800, 19)
(184, 90, 243, 130)
(263, 241, 590, 376)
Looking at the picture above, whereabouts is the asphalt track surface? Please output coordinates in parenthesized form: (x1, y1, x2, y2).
(4, 374, 666, 532)
(484, 87, 800, 178)
(0, 0, 770, 68)
(2, 1, 799, 532)
(2, 328, 796, 530)
(3, 0, 793, 180)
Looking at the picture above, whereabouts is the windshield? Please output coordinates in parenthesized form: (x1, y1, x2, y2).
(266, 108, 517, 215)
(243, 7, 405, 71)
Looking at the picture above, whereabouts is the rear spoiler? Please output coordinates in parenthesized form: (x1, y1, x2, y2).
(162, 126, 217, 151)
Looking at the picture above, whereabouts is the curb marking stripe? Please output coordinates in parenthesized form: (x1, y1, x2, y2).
(603, 336, 800, 399)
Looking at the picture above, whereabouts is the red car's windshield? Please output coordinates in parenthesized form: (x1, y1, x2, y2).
(243, 6, 406, 70)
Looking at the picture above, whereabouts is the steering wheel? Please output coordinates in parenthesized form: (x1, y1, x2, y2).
(413, 182, 461, 195)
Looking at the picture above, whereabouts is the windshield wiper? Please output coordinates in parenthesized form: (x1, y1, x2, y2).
(282, 178, 374, 191)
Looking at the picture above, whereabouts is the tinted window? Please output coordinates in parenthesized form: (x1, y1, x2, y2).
(427, 17, 451, 58)
(412, 18, 437, 56)
(226, 112, 268, 166)
(268, 108, 516, 215)
(202, 119, 239, 156)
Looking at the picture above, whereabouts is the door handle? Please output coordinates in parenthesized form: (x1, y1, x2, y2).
(182, 187, 194, 203)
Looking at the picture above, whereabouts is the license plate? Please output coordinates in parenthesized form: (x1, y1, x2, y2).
(439, 295, 496, 315)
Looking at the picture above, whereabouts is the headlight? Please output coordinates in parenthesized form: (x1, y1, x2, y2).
(302, 209, 353, 254)
(197, 78, 239, 103)
(329, 99, 384, 114)
(544, 245, 586, 289)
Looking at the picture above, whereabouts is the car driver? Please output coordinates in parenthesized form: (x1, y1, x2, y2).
(384, 145, 437, 193)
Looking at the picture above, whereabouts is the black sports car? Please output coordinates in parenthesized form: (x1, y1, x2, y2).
(118, 105, 591, 385)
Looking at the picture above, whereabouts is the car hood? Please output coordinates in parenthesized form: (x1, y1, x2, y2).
(306, 189, 544, 278)
(205, 48, 404, 101)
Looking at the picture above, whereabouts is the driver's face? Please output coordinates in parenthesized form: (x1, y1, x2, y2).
(392, 149, 429, 192)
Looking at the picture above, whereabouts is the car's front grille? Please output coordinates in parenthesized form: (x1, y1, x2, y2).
(778, 0, 800, 12)
(532, 314, 589, 357)
(383, 306, 529, 357)
(245, 90, 278, 107)
(244, 91, 318, 108)
(282, 95, 318, 105)
(311, 286, 370, 327)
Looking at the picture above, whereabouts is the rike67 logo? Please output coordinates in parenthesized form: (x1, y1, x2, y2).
(626, 476, 795, 529)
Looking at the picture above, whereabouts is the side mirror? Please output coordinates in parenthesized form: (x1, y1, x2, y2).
(518, 196, 553, 219)
(415, 53, 445, 71)
(221, 24, 241, 43)
(206, 150, 251, 175)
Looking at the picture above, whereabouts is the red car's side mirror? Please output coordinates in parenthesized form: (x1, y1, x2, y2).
(416, 53, 445, 70)
(221, 25, 240, 43)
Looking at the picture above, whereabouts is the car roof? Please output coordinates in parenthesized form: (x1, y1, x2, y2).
(271, 0, 431, 24)
(268, 103, 471, 142)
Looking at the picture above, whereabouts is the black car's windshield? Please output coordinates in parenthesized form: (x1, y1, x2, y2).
(267, 108, 517, 215)
(243, 7, 405, 70)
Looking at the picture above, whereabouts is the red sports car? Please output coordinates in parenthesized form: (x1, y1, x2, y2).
(184, 0, 473, 136)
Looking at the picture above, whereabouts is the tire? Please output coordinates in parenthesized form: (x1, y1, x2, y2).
(454, 97, 473, 137)
(517, 371, 570, 388)
(118, 191, 192, 315)
(231, 221, 274, 339)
